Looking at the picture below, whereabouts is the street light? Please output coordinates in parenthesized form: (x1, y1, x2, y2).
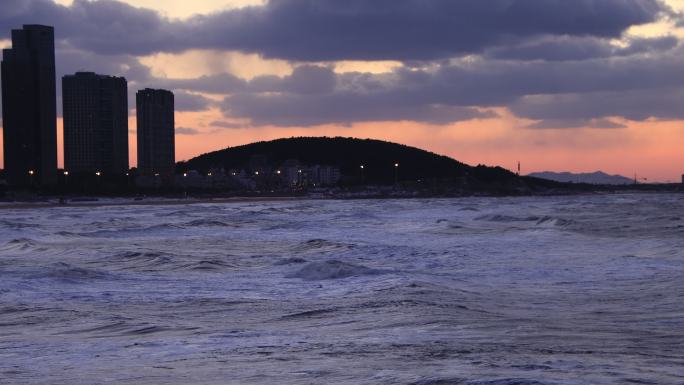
(63, 171, 69, 186)
(360, 165, 365, 184)
(394, 163, 399, 185)
(28, 170, 35, 187)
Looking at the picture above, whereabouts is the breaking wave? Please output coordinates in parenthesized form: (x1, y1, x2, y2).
(286, 260, 384, 281)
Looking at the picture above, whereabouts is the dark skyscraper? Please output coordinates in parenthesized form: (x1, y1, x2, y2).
(136, 89, 175, 178)
(1, 25, 57, 186)
(62, 72, 129, 175)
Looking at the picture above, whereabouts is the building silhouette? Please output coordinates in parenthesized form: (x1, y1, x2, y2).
(1, 25, 57, 186)
(62, 72, 128, 175)
(136, 88, 175, 178)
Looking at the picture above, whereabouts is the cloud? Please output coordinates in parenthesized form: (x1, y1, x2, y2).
(55, 48, 153, 114)
(526, 118, 627, 129)
(223, 92, 496, 127)
(0, 0, 668, 60)
(156, 73, 247, 94)
(209, 121, 248, 129)
(214, 49, 684, 126)
(1, 0, 682, 129)
(183, 0, 669, 61)
(485, 35, 679, 62)
(175, 127, 201, 135)
(173, 91, 213, 112)
(511, 89, 684, 122)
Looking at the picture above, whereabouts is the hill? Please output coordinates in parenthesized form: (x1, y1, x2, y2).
(178, 137, 563, 194)
(528, 171, 633, 185)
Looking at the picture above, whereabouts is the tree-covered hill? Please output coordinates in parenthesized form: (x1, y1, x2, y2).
(177, 137, 559, 192)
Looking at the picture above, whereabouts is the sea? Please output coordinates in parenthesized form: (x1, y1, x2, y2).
(1, 194, 683, 385)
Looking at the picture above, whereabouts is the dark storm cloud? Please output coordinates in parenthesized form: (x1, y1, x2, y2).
(40, 47, 211, 115)
(187, 0, 669, 61)
(1, 0, 682, 128)
(0, 0, 669, 60)
(0, 0, 175, 56)
(224, 92, 495, 126)
(173, 91, 213, 112)
(216, 49, 684, 126)
(485, 35, 679, 62)
(511, 89, 684, 122)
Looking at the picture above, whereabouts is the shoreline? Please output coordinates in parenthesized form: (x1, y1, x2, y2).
(0, 189, 681, 210)
(0, 196, 305, 210)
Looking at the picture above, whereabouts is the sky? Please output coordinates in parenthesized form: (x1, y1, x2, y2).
(2, 0, 684, 181)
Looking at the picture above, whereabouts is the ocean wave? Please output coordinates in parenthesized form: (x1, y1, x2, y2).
(182, 219, 235, 228)
(411, 379, 560, 385)
(77, 224, 182, 238)
(176, 259, 236, 271)
(0, 238, 45, 253)
(535, 216, 576, 227)
(101, 251, 238, 272)
(292, 239, 356, 253)
(286, 260, 384, 281)
(59, 321, 198, 338)
(475, 214, 540, 223)
(273, 257, 308, 266)
(0, 220, 41, 230)
(30, 263, 109, 282)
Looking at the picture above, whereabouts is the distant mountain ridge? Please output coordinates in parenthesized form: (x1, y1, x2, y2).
(528, 171, 633, 185)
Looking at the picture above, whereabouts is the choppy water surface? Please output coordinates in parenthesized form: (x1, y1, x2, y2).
(1, 194, 684, 385)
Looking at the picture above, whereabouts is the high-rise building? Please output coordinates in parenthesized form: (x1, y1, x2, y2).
(62, 72, 129, 175)
(1, 25, 57, 186)
(136, 88, 175, 178)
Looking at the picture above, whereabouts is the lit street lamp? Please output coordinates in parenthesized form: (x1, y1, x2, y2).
(28, 170, 35, 187)
(394, 163, 399, 185)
